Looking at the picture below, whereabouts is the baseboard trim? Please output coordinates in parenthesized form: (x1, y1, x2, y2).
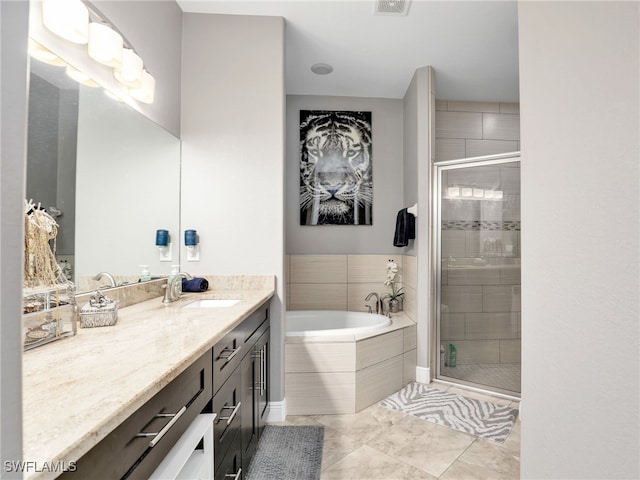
(416, 366, 431, 384)
(264, 399, 287, 422)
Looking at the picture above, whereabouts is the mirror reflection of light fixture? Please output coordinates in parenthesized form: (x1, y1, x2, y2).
(65, 65, 100, 87)
(447, 186, 460, 197)
(129, 70, 155, 104)
(42, 0, 89, 44)
(494, 190, 504, 199)
(114, 49, 143, 88)
(28, 39, 66, 66)
(461, 187, 473, 197)
(88, 23, 123, 67)
(484, 190, 495, 199)
(473, 188, 485, 198)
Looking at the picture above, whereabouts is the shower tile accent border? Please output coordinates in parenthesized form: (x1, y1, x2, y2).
(442, 220, 521, 231)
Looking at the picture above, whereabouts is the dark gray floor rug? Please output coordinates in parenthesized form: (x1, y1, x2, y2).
(380, 382, 518, 443)
(246, 426, 324, 480)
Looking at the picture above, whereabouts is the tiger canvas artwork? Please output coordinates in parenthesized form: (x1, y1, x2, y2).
(299, 110, 373, 225)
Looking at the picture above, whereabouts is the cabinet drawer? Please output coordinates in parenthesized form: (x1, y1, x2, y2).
(213, 366, 242, 472)
(213, 328, 244, 395)
(214, 430, 242, 480)
(241, 304, 269, 348)
(212, 303, 268, 394)
(60, 350, 212, 480)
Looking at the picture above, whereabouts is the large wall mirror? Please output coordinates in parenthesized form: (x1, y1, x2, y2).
(27, 59, 181, 293)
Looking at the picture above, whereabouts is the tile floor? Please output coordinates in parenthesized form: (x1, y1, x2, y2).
(271, 382, 520, 480)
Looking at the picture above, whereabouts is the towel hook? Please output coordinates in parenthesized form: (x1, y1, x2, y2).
(407, 203, 418, 217)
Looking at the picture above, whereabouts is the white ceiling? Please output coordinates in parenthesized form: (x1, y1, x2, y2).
(177, 0, 520, 102)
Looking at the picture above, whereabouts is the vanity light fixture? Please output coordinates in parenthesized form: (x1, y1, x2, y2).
(65, 65, 99, 87)
(42, 0, 89, 44)
(129, 70, 156, 104)
(113, 48, 143, 88)
(447, 186, 460, 197)
(473, 188, 485, 198)
(484, 189, 495, 199)
(494, 190, 504, 199)
(88, 22, 123, 67)
(34, 0, 155, 104)
(461, 187, 473, 197)
(28, 39, 66, 66)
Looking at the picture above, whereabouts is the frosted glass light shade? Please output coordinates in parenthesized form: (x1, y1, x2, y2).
(129, 70, 155, 104)
(42, 0, 89, 44)
(484, 190, 495, 199)
(29, 39, 66, 66)
(473, 188, 484, 198)
(461, 187, 473, 197)
(65, 65, 99, 87)
(114, 49, 143, 88)
(447, 187, 460, 197)
(88, 23, 123, 67)
(494, 190, 504, 199)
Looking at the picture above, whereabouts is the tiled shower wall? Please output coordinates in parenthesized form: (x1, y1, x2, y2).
(285, 254, 417, 322)
(435, 100, 521, 366)
(434, 100, 520, 161)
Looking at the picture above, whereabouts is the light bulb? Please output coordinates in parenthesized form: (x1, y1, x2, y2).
(88, 23, 123, 67)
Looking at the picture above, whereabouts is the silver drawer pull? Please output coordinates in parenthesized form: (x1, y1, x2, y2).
(225, 468, 242, 480)
(136, 406, 187, 448)
(219, 346, 241, 362)
(219, 402, 241, 425)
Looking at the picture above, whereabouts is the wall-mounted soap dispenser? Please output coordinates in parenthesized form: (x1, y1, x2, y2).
(155, 229, 172, 262)
(185, 229, 199, 262)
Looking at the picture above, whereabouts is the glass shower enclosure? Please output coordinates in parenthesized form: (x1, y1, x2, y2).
(435, 153, 521, 395)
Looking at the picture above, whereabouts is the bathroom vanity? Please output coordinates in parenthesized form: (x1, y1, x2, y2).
(21, 277, 274, 480)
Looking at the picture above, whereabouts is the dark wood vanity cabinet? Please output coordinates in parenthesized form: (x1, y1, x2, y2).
(213, 303, 270, 480)
(57, 300, 270, 480)
(59, 350, 212, 480)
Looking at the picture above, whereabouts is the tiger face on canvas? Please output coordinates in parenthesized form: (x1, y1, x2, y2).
(299, 111, 373, 225)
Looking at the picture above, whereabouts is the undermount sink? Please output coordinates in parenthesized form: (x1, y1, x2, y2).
(182, 299, 240, 309)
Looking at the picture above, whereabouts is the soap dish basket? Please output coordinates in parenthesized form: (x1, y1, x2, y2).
(80, 291, 118, 328)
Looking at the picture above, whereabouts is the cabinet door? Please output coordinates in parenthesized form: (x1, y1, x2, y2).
(240, 347, 259, 474)
(256, 328, 270, 429)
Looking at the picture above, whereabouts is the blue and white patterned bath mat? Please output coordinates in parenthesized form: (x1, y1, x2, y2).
(379, 382, 518, 443)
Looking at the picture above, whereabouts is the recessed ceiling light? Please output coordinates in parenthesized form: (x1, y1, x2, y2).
(310, 63, 333, 75)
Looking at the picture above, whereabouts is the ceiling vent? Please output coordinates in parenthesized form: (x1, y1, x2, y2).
(374, 0, 411, 16)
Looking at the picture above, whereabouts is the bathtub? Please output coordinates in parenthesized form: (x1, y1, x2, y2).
(284, 310, 417, 415)
(286, 310, 391, 337)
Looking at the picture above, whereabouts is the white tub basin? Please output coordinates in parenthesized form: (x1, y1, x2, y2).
(182, 299, 240, 308)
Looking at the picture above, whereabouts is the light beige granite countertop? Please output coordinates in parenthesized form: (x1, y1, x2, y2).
(22, 277, 275, 480)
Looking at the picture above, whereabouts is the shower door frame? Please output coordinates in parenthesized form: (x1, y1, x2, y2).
(431, 152, 521, 399)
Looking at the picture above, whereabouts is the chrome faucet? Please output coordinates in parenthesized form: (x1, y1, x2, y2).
(365, 292, 380, 314)
(92, 271, 116, 288)
(162, 272, 193, 303)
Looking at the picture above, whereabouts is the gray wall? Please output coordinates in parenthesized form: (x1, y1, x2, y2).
(519, 2, 639, 478)
(286, 95, 404, 254)
(402, 66, 435, 377)
(1, 0, 28, 472)
(181, 13, 286, 404)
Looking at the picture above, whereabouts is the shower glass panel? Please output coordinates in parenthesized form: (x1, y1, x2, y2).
(437, 155, 521, 395)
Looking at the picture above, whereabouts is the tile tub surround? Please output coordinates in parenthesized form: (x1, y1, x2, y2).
(22, 279, 275, 480)
(286, 254, 417, 322)
(285, 313, 417, 415)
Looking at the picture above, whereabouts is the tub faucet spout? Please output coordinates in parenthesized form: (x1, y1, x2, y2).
(365, 292, 380, 314)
